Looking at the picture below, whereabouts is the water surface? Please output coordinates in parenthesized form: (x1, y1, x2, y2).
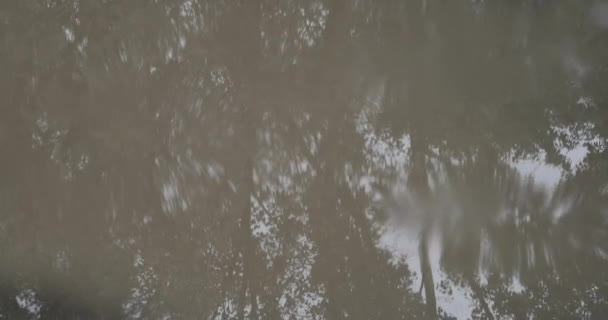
(1, 1, 608, 319)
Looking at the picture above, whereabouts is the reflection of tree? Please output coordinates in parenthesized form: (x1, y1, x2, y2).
(365, 0, 608, 318)
(1, 0, 429, 318)
(1, 0, 608, 319)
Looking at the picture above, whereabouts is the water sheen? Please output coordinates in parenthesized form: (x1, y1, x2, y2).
(1, 1, 608, 319)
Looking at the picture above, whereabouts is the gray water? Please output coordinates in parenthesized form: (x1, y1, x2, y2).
(1, 1, 608, 319)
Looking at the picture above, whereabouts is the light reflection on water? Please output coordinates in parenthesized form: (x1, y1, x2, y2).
(1, 0, 608, 319)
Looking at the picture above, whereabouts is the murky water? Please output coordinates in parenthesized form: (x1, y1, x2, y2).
(1, 1, 608, 319)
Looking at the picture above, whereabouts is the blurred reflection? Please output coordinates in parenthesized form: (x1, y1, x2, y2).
(1, 0, 607, 319)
